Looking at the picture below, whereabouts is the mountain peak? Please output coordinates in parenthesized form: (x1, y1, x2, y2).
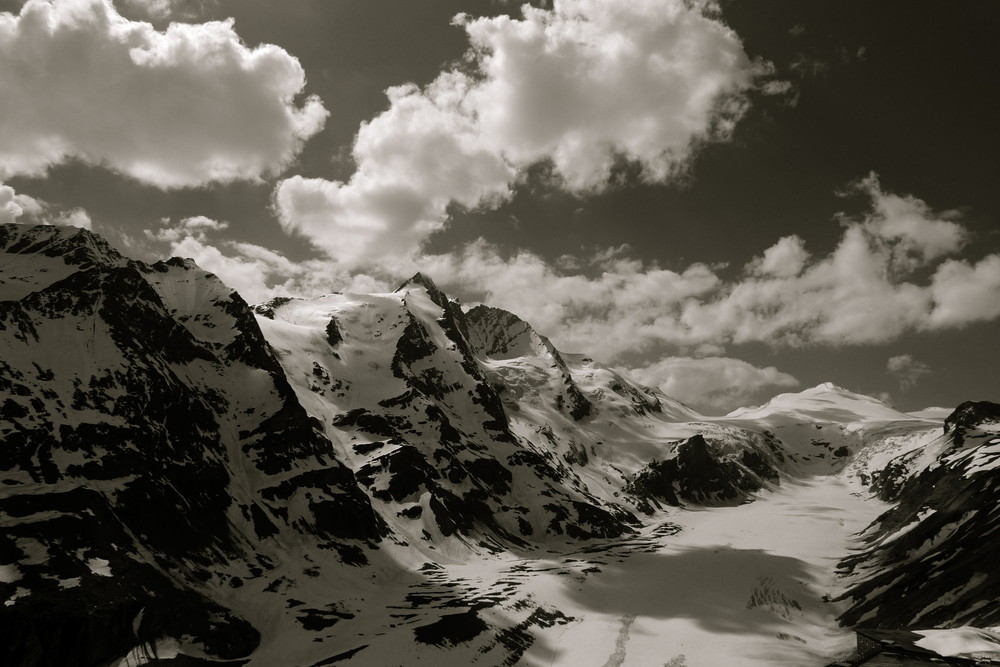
(727, 382, 911, 424)
(944, 400, 1000, 433)
(396, 271, 434, 289)
(464, 304, 544, 360)
(0, 223, 129, 300)
(1, 223, 122, 264)
(394, 272, 449, 309)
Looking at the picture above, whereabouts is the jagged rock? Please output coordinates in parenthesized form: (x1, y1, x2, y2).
(944, 400, 1000, 439)
(625, 434, 779, 507)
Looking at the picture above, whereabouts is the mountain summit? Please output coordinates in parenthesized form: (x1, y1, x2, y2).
(727, 382, 920, 424)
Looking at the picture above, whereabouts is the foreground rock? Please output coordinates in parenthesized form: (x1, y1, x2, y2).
(838, 401, 1000, 628)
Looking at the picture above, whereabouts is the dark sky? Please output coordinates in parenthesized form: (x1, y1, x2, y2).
(1, 0, 997, 413)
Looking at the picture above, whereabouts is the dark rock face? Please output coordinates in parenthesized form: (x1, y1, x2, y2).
(839, 405, 1000, 629)
(464, 304, 594, 421)
(413, 609, 488, 646)
(0, 224, 384, 667)
(0, 486, 260, 667)
(944, 400, 1000, 441)
(251, 296, 293, 320)
(625, 434, 780, 508)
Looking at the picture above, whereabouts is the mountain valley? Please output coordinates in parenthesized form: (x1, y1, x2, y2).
(2, 224, 999, 667)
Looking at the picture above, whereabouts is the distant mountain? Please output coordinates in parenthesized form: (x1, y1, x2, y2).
(1, 224, 995, 666)
(727, 382, 919, 424)
(905, 406, 953, 421)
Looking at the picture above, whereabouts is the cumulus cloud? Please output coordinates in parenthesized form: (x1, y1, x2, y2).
(274, 77, 515, 266)
(1, 182, 90, 229)
(417, 175, 1000, 357)
(0, 0, 326, 188)
(678, 175, 986, 346)
(927, 255, 1000, 328)
(887, 354, 931, 390)
(851, 172, 968, 272)
(746, 234, 810, 277)
(459, 0, 756, 189)
(419, 239, 721, 358)
(51, 207, 92, 230)
(148, 215, 229, 243)
(626, 356, 799, 413)
(0, 182, 44, 224)
(275, 0, 761, 265)
(144, 218, 389, 302)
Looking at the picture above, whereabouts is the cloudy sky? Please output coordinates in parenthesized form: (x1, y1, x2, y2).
(1, 0, 997, 414)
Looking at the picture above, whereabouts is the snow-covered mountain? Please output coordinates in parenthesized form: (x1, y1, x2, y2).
(723, 382, 939, 473)
(838, 401, 1000, 629)
(0, 224, 386, 666)
(252, 273, 642, 553)
(1, 224, 996, 667)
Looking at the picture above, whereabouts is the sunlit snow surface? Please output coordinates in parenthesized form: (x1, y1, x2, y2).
(229, 475, 884, 666)
(914, 626, 1000, 661)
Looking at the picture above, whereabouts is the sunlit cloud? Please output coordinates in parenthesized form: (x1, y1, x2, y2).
(626, 357, 799, 413)
(0, 0, 326, 188)
(274, 0, 763, 266)
(1, 181, 90, 229)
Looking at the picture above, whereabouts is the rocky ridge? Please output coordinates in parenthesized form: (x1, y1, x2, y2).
(838, 401, 1000, 629)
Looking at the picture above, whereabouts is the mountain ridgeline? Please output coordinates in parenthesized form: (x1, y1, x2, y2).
(1, 224, 997, 666)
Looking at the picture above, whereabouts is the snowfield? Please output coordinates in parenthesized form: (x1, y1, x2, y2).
(226, 473, 892, 667)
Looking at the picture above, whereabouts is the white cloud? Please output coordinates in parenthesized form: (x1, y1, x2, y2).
(144, 218, 389, 302)
(887, 354, 931, 390)
(760, 80, 793, 96)
(417, 176, 1000, 356)
(421, 239, 722, 358)
(0, 181, 90, 229)
(274, 77, 515, 267)
(0, 0, 326, 188)
(51, 207, 91, 230)
(679, 176, 982, 346)
(148, 215, 230, 243)
(747, 234, 809, 277)
(460, 0, 757, 190)
(852, 172, 968, 272)
(274, 0, 761, 265)
(626, 356, 799, 413)
(119, 0, 213, 21)
(928, 255, 1000, 328)
(689, 224, 935, 346)
(0, 182, 43, 223)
